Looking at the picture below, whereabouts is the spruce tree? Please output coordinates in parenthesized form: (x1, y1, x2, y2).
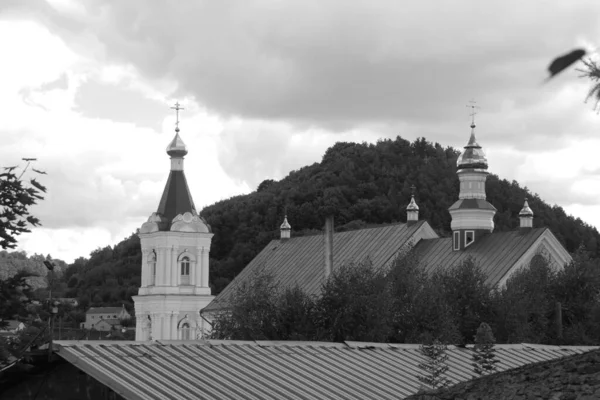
(472, 322, 498, 375)
(417, 337, 452, 389)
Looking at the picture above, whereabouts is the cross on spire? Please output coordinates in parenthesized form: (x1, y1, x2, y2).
(466, 99, 480, 129)
(410, 184, 416, 196)
(171, 102, 185, 132)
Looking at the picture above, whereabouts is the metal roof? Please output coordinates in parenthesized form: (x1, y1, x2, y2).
(412, 228, 547, 286)
(55, 340, 596, 400)
(86, 307, 126, 315)
(157, 170, 197, 229)
(205, 221, 428, 312)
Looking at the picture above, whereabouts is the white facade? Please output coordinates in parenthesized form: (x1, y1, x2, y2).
(133, 226, 214, 340)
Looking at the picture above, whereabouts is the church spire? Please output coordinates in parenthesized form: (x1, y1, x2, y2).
(152, 102, 198, 230)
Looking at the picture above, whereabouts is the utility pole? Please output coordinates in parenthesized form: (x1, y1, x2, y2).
(43, 260, 56, 362)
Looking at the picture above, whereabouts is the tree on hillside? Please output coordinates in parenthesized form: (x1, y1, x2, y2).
(0, 163, 46, 249)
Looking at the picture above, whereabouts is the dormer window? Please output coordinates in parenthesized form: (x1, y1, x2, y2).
(181, 256, 190, 285)
(465, 231, 475, 248)
(453, 231, 460, 251)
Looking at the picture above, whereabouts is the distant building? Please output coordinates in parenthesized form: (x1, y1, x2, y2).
(0, 320, 26, 338)
(80, 305, 130, 330)
(55, 297, 79, 307)
(205, 120, 572, 313)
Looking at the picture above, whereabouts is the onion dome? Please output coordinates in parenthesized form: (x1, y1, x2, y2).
(166, 132, 188, 158)
(519, 198, 534, 217)
(280, 215, 291, 230)
(407, 195, 419, 211)
(457, 126, 488, 170)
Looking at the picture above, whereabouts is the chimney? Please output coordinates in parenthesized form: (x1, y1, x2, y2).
(324, 216, 334, 278)
(519, 198, 533, 229)
(280, 215, 291, 240)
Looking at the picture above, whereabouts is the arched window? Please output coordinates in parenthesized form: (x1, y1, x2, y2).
(181, 256, 190, 284)
(148, 251, 157, 286)
(181, 323, 190, 340)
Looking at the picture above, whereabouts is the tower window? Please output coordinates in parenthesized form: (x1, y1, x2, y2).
(149, 251, 157, 286)
(181, 256, 190, 284)
(453, 231, 460, 251)
(465, 231, 475, 247)
(181, 322, 190, 340)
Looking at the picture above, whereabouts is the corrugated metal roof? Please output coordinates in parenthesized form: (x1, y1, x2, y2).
(205, 221, 427, 312)
(56, 340, 596, 400)
(412, 228, 547, 286)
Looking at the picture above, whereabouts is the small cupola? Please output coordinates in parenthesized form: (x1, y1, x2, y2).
(519, 198, 534, 229)
(280, 215, 291, 240)
(407, 195, 419, 224)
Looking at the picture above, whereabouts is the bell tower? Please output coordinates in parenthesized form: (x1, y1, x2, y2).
(133, 103, 214, 341)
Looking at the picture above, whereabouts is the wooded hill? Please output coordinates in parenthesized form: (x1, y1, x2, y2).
(61, 136, 600, 307)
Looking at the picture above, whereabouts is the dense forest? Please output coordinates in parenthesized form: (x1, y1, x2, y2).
(7, 136, 600, 310)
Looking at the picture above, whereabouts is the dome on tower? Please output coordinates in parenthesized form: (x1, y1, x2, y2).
(166, 132, 188, 158)
(457, 129, 488, 170)
(280, 215, 291, 230)
(407, 195, 419, 211)
(519, 199, 534, 217)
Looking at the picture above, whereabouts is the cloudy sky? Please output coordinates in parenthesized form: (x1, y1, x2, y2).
(3, 0, 600, 263)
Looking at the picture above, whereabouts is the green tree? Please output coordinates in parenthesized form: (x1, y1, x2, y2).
(316, 259, 393, 342)
(0, 164, 46, 250)
(472, 322, 498, 375)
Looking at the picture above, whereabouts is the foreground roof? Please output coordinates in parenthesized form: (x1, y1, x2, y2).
(56, 340, 596, 400)
(412, 228, 549, 286)
(205, 221, 430, 312)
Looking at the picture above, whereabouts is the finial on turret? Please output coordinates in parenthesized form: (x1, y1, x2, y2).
(519, 198, 534, 229)
(280, 214, 291, 240)
(407, 185, 419, 224)
(466, 99, 480, 131)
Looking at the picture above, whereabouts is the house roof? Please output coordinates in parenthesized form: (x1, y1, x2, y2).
(86, 307, 125, 315)
(156, 170, 197, 229)
(412, 228, 547, 286)
(55, 340, 597, 400)
(205, 221, 428, 312)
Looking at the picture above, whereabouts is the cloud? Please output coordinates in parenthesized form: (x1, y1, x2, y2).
(15, 1, 600, 129)
(73, 79, 169, 130)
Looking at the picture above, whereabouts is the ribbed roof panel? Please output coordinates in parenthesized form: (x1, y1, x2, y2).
(56, 341, 596, 400)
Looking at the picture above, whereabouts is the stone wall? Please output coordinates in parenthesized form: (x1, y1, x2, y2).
(406, 349, 600, 400)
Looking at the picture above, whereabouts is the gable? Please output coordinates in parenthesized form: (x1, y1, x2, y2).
(205, 221, 437, 312)
(496, 228, 572, 287)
